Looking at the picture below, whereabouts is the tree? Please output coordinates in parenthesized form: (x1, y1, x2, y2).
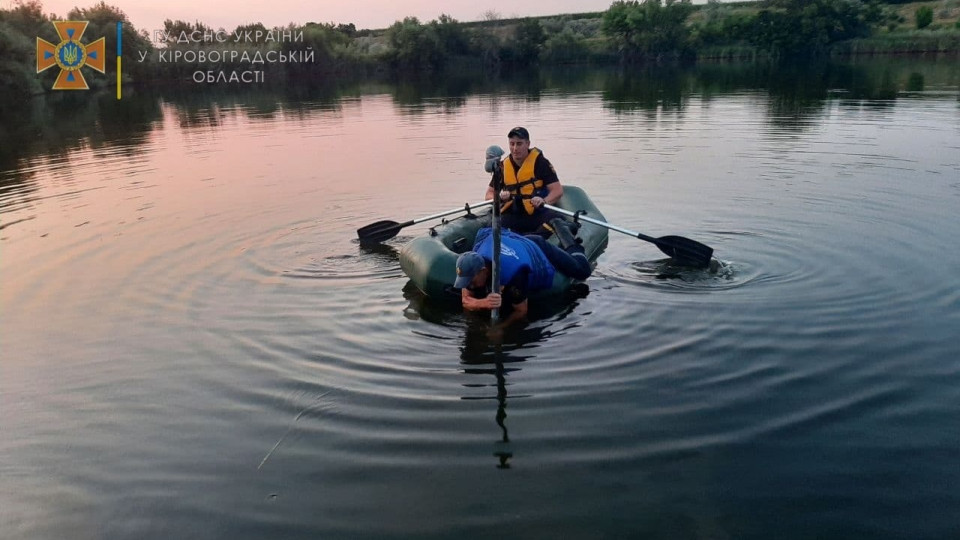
(232, 22, 268, 40)
(68, 2, 153, 80)
(0, 19, 42, 101)
(380, 15, 472, 72)
(915, 6, 934, 29)
(482, 10, 501, 22)
(335, 23, 356, 37)
(602, 0, 694, 63)
(386, 17, 447, 72)
(161, 18, 213, 47)
(748, 0, 879, 58)
(430, 14, 470, 56)
(501, 18, 545, 66)
(541, 29, 591, 64)
(471, 28, 501, 69)
(3, 0, 53, 40)
(284, 22, 350, 72)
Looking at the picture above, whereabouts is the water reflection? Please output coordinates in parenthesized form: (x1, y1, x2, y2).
(0, 92, 161, 174)
(460, 323, 528, 470)
(358, 240, 401, 264)
(4, 52, 958, 538)
(0, 167, 39, 221)
(0, 92, 162, 220)
(3, 57, 955, 177)
(391, 74, 471, 112)
(907, 72, 925, 92)
(602, 66, 687, 114)
(594, 58, 953, 128)
(159, 85, 349, 128)
(402, 277, 591, 325)
(403, 279, 591, 469)
(460, 318, 561, 470)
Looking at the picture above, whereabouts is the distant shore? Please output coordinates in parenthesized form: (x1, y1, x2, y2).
(2, 0, 959, 101)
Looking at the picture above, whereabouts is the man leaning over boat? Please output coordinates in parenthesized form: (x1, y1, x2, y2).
(453, 219, 591, 326)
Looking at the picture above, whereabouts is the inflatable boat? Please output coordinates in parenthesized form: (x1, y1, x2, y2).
(399, 185, 608, 299)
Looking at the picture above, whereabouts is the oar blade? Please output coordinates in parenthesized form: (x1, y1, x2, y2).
(357, 220, 402, 243)
(654, 235, 714, 268)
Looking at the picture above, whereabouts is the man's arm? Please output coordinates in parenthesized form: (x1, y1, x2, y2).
(494, 271, 529, 326)
(498, 298, 528, 326)
(462, 288, 501, 311)
(542, 182, 563, 206)
(531, 182, 563, 208)
(488, 167, 511, 202)
(461, 286, 528, 325)
(532, 154, 563, 207)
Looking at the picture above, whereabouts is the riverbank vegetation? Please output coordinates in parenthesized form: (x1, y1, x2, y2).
(2, 0, 959, 103)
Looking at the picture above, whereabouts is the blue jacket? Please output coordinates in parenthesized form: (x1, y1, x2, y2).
(474, 228, 556, 291)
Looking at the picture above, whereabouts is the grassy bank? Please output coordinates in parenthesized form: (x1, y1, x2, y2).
(836, 29, 960, 55)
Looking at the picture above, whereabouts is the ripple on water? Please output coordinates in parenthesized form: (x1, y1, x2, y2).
(601, 258, 753, 293)
(4, 81, 960, 540)
(283, 251, 403, 282)
(594, 228, 811, 300)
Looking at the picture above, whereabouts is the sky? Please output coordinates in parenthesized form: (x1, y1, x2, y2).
(25, 0, 621, 33)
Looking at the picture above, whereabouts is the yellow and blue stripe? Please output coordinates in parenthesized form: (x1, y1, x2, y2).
(116, 22, 122, 99)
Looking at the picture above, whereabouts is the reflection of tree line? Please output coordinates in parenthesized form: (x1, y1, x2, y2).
(600, 59, 946, 129)
(2, 58, 951, 178)
(0, 91, 161, 177)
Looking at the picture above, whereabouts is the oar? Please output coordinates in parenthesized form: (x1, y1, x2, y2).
(357, 200, 493, 243)
(544, 204, 714, 268)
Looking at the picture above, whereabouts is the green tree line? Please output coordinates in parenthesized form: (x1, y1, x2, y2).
(3, 0, 959, 102)
(1, 1, 154, 104)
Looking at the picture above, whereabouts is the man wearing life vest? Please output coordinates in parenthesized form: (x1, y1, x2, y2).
(453, 219, 591, 326)
(485, 126, 564, 236)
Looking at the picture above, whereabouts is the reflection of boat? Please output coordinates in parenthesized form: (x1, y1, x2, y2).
(399, 185, 608, 299)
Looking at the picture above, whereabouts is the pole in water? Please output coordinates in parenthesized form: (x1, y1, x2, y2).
(485, 145, 505, 323)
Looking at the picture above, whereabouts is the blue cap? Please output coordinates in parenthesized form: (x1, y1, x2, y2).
(454, 251, 486, 289)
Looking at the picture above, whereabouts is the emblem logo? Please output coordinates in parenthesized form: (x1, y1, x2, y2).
(36, 21, 105, 90)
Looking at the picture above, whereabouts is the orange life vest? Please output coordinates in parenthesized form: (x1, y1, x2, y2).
(502, 148, 544, 215)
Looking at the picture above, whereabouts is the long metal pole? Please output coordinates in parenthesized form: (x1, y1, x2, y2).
(491, 166, 503, 323)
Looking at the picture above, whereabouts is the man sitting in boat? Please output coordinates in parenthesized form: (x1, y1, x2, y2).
(485, 126, 564, 236)
(453, 219, 591, 324)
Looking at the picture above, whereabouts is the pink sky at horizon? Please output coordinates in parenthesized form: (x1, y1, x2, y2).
(20, 0, 620, 33)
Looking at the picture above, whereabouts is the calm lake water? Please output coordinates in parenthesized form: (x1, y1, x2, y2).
(2, 59, 959, 539)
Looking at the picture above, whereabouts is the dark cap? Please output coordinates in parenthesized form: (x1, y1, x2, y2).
(507, 126, 529, 140)
(454, 251, 486, 289)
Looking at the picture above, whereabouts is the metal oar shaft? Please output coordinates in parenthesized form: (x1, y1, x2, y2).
(357, 200, 495, 243)
(413, 200, 493, 225)
(544, 203, 714, 268)
(544, 204, 641, 237)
